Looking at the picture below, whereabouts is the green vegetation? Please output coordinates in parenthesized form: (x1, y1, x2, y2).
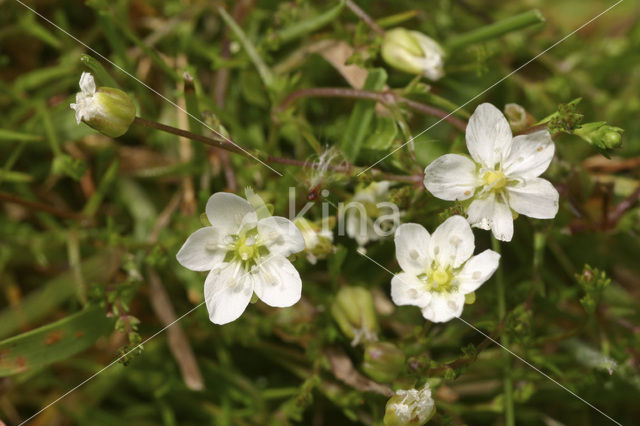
(1, 0, 639, 425)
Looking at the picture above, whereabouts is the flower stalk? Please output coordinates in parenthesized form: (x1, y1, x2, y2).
(276, 87, 468, 132)
(132, 116, 423, 183)
(493, 236, 515, 426)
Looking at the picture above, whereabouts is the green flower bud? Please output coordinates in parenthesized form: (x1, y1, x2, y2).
(384, 384, 436, 426)
(330, 286, 379, 346)
(381, 28, 445, 80)
(294, 217, 335, 264)
(574, 121, 624, 151)
(70, 72, 135, 138)
(362, 342, 405, 383)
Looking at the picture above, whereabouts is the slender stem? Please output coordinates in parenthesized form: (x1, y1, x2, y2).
(276, 87, 468, 132)
(492, 237, 515, 426)
(0, 191, 85, 221)
(132, 117, 423, 183)
(446, 9, 546, 51)
(345, 0, 384, 35)
(134, 117, 245, 154)
(608, 184, 640, 226)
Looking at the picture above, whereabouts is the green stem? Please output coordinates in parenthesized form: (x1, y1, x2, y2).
(492, 237, 514, 426)
(217, 6, 275, 89)
(38, 102, 61, 156)
(446, 9, 545, 51)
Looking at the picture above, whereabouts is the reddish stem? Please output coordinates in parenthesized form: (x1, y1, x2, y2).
(276, 87, 468, 132)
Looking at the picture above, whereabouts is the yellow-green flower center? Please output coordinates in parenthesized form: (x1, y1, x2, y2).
(482, 170, 507, 192)
(432, 268, 451, 287)
(418, 264, 454, 293)
(225, 229, 269, 270)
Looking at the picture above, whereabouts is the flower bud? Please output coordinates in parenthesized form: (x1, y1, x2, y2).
(70, 72, 135, 138)
(294, 217, 335, 264)
(381, 28, 445, 80)
(574, 121, 623, 151)
(330, 286, 379, 346)
(504, 103, 534, 132)
(362, 342, 405, 383)
(384, 384, 436, 426)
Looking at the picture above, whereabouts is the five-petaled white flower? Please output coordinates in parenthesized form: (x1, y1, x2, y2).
(391, 216, 500, 323)
(176, 192, 305, 325)
(424, 103, 559, 241)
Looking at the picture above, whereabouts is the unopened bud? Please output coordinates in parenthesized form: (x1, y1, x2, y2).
(363, 342, 405, 383)
(381, 28, 445, 80)
(384, 384, 436, 426)
(504, 103, 534, 132)
(70, 72, 135, 138)
(294, 217, 335, 264)
(574, 121, 623, 151)
(331, 286, 379, 346)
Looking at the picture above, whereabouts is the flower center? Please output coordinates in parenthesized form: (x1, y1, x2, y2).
(225, 228, 269, 270)
(418, 264, 454, 293)
(432, 268, 451, 288)
(481, 170, 507, 192)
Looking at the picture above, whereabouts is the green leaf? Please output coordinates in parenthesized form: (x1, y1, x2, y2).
(0, 129, 43, 143)
(0, 170, 34, 183)
(340, 68, 387, 163)
(328, 246, 348, 286)
(80, 55, 119, 88)
(275, 0, 347, 45)
(0, 306, 113, 377)
(52, 154, 89, 180)
(218, 6, 274, 89)
(0, 251, 121, 339)
(362, 116, 398, 150)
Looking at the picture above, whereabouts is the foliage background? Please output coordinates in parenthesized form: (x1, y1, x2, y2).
(0, 0, 639, 425)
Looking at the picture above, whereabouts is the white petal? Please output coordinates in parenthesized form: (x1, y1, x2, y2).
(258, 216, 305, 257)
(206, 192, 255, 235)
(466, 103, 513, 168)
(391, 273, 431, 307)
(503, 130, 555, 179)
(428, 215, 475, 268)
(421, 292, 465, 323)
(253, 255, 302, 307)
(467, 193, 514, 242)
(394, 223, 431, 274)
(346, 210, 376, 247)
(424, 154, 479, 201)
(204, 262, 253, 324)
(176, 227, 226, 271)
(79, 72, 96, 94)
(456, 249, 500, 293)
(507, 178, 559, 219)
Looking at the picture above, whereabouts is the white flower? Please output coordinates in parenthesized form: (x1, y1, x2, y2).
(70, 72, 135, 138)
(345, 181, 396, 248)
(381, 28, 445, 80)
(70, 72, 100, 124)
(391, 216, 500, 323)
(424, 103, 559, 241)
(383, 383, 436, 426)
(176, 192, 305, 324)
